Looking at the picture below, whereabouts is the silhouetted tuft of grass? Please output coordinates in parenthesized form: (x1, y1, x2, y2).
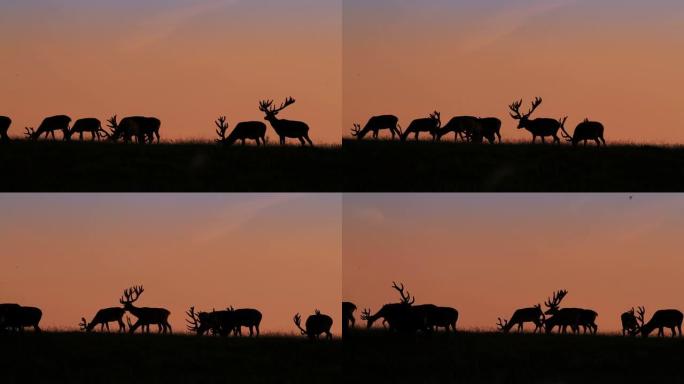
(343, 139, 684, 191)
(0, 141, 341, 192)
(0, 332, 341, 384)
(345, 329, 684, 384)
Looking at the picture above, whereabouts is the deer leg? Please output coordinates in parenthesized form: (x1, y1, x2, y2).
(256, 325, 260, 337)
(118, 319, 125, 332)
(600, 136, 606, 145)
(304, 135, 314, 147)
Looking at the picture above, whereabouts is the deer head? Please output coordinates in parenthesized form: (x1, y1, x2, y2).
(215, 116, 228, 142)
(509, 97, 543, 128)
(360, 308, 372, 321)
(543, 289, 568, 315)
(430, 111, 441, 128)
(258, 97, 296, 122)
(106, 115, 121, 140)
(24, 127, 36, 140)
(293, 313, 306, 335)
(635, 306, 646, 330)
(79, 317, 88, 332)
(496, 317, 509, 332)
(391, 281, 415, 305)
(119, 285, 144, 309)
(186, 306, 201, 333)
(351, 124, 362, 137)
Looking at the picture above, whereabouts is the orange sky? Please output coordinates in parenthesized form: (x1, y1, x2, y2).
(0, 1, 341, 143)
(343, 194, 684, 333)
(0, 194, 341, 334)
(344, 1, 684, 143)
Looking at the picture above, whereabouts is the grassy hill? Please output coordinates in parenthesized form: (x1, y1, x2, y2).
(0, 141, 341, 192)
(345, 329, 684, 383)
(0, 332, 341, 384)
(343, 139, 684, 191)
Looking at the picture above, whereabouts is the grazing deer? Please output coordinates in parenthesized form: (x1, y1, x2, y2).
(107, 116, 161, 144)
(342, 302, 357, 335)
(293, 310, 333, 340)
(0, 304, 42, 332)
(497, 304, 544, 333)
(621, 308, 639, 336)
(509, 98, 565, 144)
(434, 116, 479, 142)
(478, 117, 503, 144)
(229, 307, 262, 337)
(543, 290, 598, 335)
(400, 111, 441, 141)
(351, 115, 401, 140)
(635, 306, 683, 338)
(119, 286, 172, 334)
(561, 119, 606, 147)
(67, 118, 108, 141)
(186, 307, 234, 337)
(360, 282, 428, 334)
(215, 116, 267, 146)
(417, 304, 458, 333)
(0, 116, 11, 141)
(258, 97, 313, 146)
(80, 307, 126, 333)
(25, 115, 71, 141)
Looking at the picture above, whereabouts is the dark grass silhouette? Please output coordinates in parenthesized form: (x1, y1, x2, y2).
(343, 139, 684, 192)
(345, 329, 684, 384)
(0, 141, 340, 191)
(0, 332, 341, 384)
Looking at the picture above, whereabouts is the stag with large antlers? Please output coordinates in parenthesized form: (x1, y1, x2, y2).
(351, 115, 401, 140)
(497, 304, 544, 333)
(25, 115, 71, 141)
(543, 290, 598, 335)
(509, 98, 566, 144)
(80, 307, 126, 333)
(560, 119, 606, 147)
(67, 118, 108, 141)
(400, 111, 441, 142)
(621, 308, 639, 337)
(186, 307, 233, 337)
(0, 304, 42, 332)
(258, 97, 313, 146)
(359, 282, 428, 334)
(293, 310, 333, 340)
(0, 116, 11, 142)
(634, 306, 683, 338)
(107, 116, 161, 144)
(342, 302, 357, 336)
(215, 116, 267, 146)
(119, 286, 172, 334)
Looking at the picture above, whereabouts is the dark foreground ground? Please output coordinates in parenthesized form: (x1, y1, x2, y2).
(345, 330, 684, 384)
(0, 141, 341, 192)
(344, 140, 684, 191)
(0, 332, 341, 384)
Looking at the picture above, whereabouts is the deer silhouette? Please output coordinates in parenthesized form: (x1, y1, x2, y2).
(414, 304, 458, 333)
(25, 115, 71, 141)
(342, 302, 357, 335)
(119, 286, 172, 334)
(187, 307, 234, 337)
(478, 117, 503, 144)
(621, 307, 639, 336)
(509, 98, 566, 144)
(0, 304, 42, 332)
(229, 307, 262, 337)
(543, 290, 598, 334)
(67, 118, 108, 141)
(497, 304, 544, 333)
(561, 119, 606, 147)
(107, 116, 161, 144)
(400, 112, 441, 142)
(360, 282, 428, 334)
(0, 116, 11, 141)
(80, 307, 126, 333)
(258, 97, 313, 146)
(635, 306, 683, 338)
(293, 310, 333, 340)
(215, 116, 267, 146)
(351, 115, 401, 140)
(434, 116, 479, 142)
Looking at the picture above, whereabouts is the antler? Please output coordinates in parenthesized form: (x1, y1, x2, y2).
(509, 100, 524, 120)
(259, 97, 296, 114)
(558, 116, 571, 140)
(24, 127, 35, 139)
(391, 281, 415, 305)
(360, 308, 372, 321)
(544, 289, 568, 309)
(496, 317, 509, 331)
(430, 111, 441, 128)
(528, 97, 543, 117)
(215, 116, 228, 141)
(119, 285, 144, 305)
(351, 124, 362, 137)
(636, 306, 646, 327)
(79, 317, 88, 331)
(293, 313, 306, 335)
(258, 100, 274, 113)
(186, 306, 201, 332)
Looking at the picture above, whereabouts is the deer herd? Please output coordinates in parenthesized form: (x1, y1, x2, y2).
(342, 284, 684, 338)
(0, 97, 315, 146)
(351, 97, 606, 146)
